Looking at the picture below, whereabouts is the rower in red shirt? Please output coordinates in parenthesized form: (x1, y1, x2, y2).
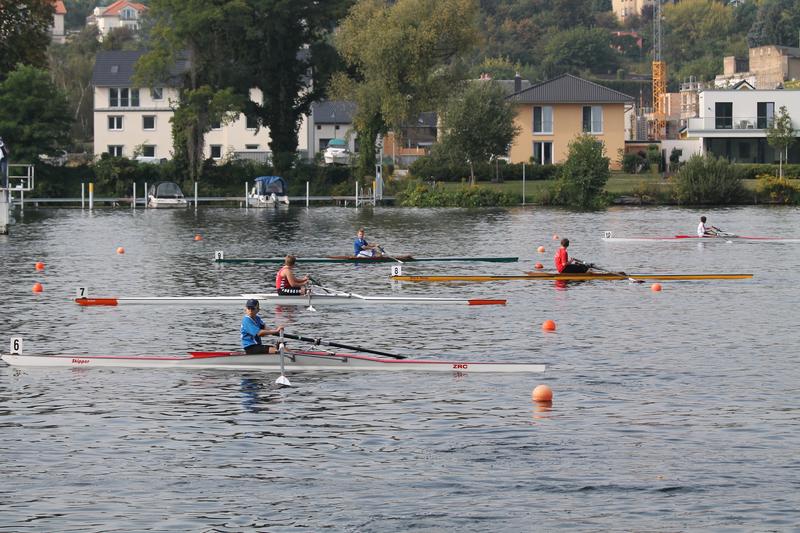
(554, 238, 590, 273)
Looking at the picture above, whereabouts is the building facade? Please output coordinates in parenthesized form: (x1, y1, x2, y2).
(507, 74, 634, 169)
(687, 88, 800, 163)
(92, 50, 311, 162)
(715, 45, 800, 89)
(86, 0, 148, 40)
(51, 1, 67, 43)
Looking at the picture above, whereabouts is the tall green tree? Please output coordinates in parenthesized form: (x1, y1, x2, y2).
(0, 65, 72, 162)
(747, 0, 800, 48)
(233, 0, 351, 173)
(0, 0, 54, 79)
(334, 0, 479, 178)
(766, 106, 796, 180)
(438, 81, 519, 185)
(541, 27, 620, 78)
(554, 134, 610, 209)
(48, 26, 101, 144)
(137, 0, 248, 181)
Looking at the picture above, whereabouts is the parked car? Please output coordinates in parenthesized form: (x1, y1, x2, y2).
(323, 139, 352, 166)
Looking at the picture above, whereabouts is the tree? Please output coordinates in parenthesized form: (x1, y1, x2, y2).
(0, 65, 72, 162)
(747, 0, 800, 48)
(541, 27, 620, 77)
(766, 106, 796, 180)
(48, 26, 101, 144)
(334, 0, 479, 178)
(137, 0, 249, 182)
(554, 134, 610, 209)
(438, 81, 519, 185)
(0, 0, 54, 79)
(232, 0, 351, 173)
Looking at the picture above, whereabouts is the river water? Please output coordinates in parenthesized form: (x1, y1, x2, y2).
(1, 205, 799, 531)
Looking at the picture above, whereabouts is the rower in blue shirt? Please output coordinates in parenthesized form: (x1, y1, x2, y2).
(354, 227, 382, 257)
(241, 299, 284, 354)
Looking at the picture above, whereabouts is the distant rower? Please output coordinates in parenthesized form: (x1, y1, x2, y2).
(554, 238, 590, 273)
(697, 216, 719, 237)
(354, 228, 382, 257)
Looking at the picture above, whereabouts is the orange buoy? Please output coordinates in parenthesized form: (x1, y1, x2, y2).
(35, 262, 45, 271)
(194, 234, 203, 241)
(532, 384, 553, 402)
(534, 262, 544, 269)
(116, 247, 125, 254)
(552, 234, 559, 240)
(32, 282, 43, 293)
(542, 319, 556, 332)
(537, 245, 545, 253)
(651, 283, 662, 292)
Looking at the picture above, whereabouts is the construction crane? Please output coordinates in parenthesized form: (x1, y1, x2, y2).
(652, 0, 667, 140)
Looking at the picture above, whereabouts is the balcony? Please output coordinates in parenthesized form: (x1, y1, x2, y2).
(687, 116, 774, 136)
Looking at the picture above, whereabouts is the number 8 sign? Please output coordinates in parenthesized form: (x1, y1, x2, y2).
(391, 265, 402, 277)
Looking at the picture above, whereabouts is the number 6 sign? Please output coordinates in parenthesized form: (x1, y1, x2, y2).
(10, 337, 22, 354)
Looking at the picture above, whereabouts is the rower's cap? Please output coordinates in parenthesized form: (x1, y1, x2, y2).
(245, 298, 259, 309)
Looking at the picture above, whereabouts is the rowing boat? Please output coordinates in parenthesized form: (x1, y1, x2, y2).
(391, 272, 754, 282)
(602, 231, 800, 243)
(0, 350, 545, 373)
(75, 292, 506, 307)
(213, 255, 519, 264)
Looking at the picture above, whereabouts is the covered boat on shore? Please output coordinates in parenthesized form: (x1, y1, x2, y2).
(248, 176, 289, 207)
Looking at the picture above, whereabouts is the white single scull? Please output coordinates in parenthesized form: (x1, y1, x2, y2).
(602, 231, 800, 243)
(1, 350, 545, 373)
(75, 293, 506, 307)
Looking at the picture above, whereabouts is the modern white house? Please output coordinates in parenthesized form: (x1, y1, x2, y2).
(86, 0, 147, 40)
(92, 50, 311, 162)
(686, 88, 800, 164)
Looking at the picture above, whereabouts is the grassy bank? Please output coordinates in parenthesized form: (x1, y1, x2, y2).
(433, 173, 762, 204)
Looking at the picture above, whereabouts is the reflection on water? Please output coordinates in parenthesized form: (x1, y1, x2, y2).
(1, 205, 799, 531)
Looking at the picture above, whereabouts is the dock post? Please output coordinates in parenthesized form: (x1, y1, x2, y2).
(306, 181, 309, 207)
(244, 182, 248, 210)
(144, 182, 147, 208)
(194, 181, 198, 210)
(81, 182, 85, 209)
(0, 190, 8, 235)
(355, 181, 359, 207)
(132, 182, 136, 209)
(89, 182, 94, 210)
(522, 163, 526, 207)
(20, 189, 23, 212)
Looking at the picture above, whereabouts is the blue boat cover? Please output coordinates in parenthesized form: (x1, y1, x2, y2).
(254, 176, 288, 195)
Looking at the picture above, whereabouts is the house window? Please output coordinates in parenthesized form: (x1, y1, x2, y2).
(533, 141, 553, 165)
(108, 145, 124, 157)
(141, 145, 155, 157)
(210, 145, 222, 159)
(142, 116, 155, 130)
(757, 102, 774, 129)
(738, 142, 750, 160)
(108, 116, 123, 130)
(210, 120, 221, 130)
(151, 87, 163, 100)
(715, 102, 733, 129)
(316, 125, 322, 130)
(245, 115, 258, 129)
(245, 144, 259, 150)
(533, 106, 553, 133)
(319, 138, 331, 151)
(335, 125, 340, 130)
(582, 106, 603, 133)
(109, 88, 140, 107)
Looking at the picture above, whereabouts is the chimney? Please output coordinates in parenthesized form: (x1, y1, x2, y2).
(514, 72, 521, 93)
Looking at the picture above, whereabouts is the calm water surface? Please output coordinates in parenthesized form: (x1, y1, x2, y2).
(1, 205, 799, 531)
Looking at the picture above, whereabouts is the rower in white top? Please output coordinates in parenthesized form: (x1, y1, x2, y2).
(697, 216, 721, 237)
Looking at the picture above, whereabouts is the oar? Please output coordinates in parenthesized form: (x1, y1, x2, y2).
(271, 331, 407, 359)
(711, 226, 737, 238)
(377, 246, 404, 264)
(576, 259, 643, 284)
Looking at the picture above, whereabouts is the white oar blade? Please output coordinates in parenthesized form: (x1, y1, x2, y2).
(275, 374, 292, 387)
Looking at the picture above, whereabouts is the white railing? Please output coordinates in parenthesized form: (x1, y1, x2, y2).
(2, 164, 34, 192)
(687, 116, 777, 131)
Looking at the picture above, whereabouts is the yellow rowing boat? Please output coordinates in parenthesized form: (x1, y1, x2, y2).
(391, 272, 754, 282)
